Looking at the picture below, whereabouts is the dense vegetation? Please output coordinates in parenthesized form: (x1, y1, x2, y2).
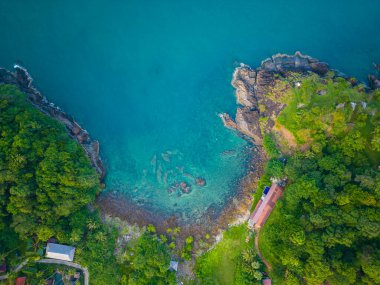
(121, 233, 176, 285)
(259, 74, 380, 284)
(1, 70, 379, 285)
(196, 225, 264, 285)
(0, 84, 121, 283)
(0, 84, 100, 241)
(0, 85, 176, 285)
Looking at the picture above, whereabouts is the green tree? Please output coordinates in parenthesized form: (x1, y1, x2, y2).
(124, 233, 175, 285)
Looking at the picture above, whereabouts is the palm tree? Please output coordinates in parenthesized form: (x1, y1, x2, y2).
(86, 218, 99, 231)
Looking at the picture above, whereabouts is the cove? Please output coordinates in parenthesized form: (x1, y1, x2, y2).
(0, 0, 379, 224)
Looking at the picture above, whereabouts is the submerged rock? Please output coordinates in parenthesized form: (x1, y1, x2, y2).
(218, 113, 237, 130)
(195, 177, 206, 187)
(167, 181, 192, 195)
(180, 181, 191, 194)
(150, 154, 157, 174)
(167, 184, 177, 194)
(161, 151, 171, 162)
(221, 149, 237, 157)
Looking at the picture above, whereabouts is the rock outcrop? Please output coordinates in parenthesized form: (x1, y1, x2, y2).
(0, 65, 106, 180)
(369, 74, 380, 90)
(195, 177, 206, 187)
(220, 52, 330, 145)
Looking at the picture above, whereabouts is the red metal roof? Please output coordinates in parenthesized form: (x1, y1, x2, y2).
(15, 277, 26, 285)
(263, 278, 272, 285)
(250, 183, 284, 229)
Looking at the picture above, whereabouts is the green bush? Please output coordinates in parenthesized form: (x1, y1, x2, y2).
(123, 233, 176, 284)
(263, 134, 280, 158)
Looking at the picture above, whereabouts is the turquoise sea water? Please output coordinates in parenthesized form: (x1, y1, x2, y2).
(1, 1, 379, 222)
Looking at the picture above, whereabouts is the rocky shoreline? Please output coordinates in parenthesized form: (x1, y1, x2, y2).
(220, 51, 380, 145)
(98, 144, 266, 248)
(219, 51, 331, 145)
(2, 53, 378, 247)
(216, 51, 380, 232)
(0, 65, 106, 180)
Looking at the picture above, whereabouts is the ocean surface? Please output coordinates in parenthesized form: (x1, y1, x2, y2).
(1, 0, 379, 222)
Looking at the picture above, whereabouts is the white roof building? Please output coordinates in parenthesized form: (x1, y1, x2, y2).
(169, 261, 178, 272)
(46, 243, 75, 261)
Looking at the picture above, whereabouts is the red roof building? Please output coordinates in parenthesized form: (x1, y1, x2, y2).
(15, 277, 26, 285)
(263, 278, 272, 285)
(248, 183, 284, 229)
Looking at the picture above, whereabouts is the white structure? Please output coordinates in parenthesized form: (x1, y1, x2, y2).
(46, 243, 75, 261)
(169, 261, 178, 272)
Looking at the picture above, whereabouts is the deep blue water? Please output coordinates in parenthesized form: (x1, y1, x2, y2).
(0, 0, 379, 221)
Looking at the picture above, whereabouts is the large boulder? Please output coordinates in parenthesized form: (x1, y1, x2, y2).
(195, 177, 206, 187)
(231, 65, 257, 107)
(235, 108, 262, 144)
(369, 75, 380, 90)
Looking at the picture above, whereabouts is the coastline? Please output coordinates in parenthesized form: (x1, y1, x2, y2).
(98, 51, 373, 237)
(97, 144, 266, 241)
(218, 51, 331, 145)
(0, 65, 106, 181)
(0, 63, 266, 246)
(211, 51, 380, 243)
(0, 53, 338, 240)
(2, 52, 378, 249)
(219, 51, 380, 147)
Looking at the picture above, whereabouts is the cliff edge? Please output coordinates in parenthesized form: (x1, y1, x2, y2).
(220, 52, 332, 145)
(0, 66, 106, 180)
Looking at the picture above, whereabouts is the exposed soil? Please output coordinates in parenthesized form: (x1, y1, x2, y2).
(272, 122, 298, 152)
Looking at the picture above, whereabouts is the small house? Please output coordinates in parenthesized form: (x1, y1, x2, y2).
(263, 278, 272, 285)
(14, 277, 26, 285)
(46, 243, 75, 262)
(248, 183, 284, 230)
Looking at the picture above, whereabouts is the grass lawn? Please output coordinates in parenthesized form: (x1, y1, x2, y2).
(195, 224, 253, 285)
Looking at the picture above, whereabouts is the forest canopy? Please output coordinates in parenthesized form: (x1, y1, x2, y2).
(260, 74, 380, 285)
(0, 85, 123, 284)
(0, 84, 177, 285)
(0, 84, 100, 243)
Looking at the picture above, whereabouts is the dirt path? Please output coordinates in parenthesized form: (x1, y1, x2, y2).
(0, 259, 89, 285)
(0, 259, 29, 281)
(255, 231, 272, 271)
(37, 259, 89, 285)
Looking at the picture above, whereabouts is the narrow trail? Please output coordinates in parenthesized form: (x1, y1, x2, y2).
(0, 259, 29, 281)
(37, 259, 89, 285)
(0, 259, 89, 285)
(255, 231, 272, 271)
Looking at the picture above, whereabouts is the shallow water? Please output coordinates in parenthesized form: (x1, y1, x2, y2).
(0, 0, 379, 222)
